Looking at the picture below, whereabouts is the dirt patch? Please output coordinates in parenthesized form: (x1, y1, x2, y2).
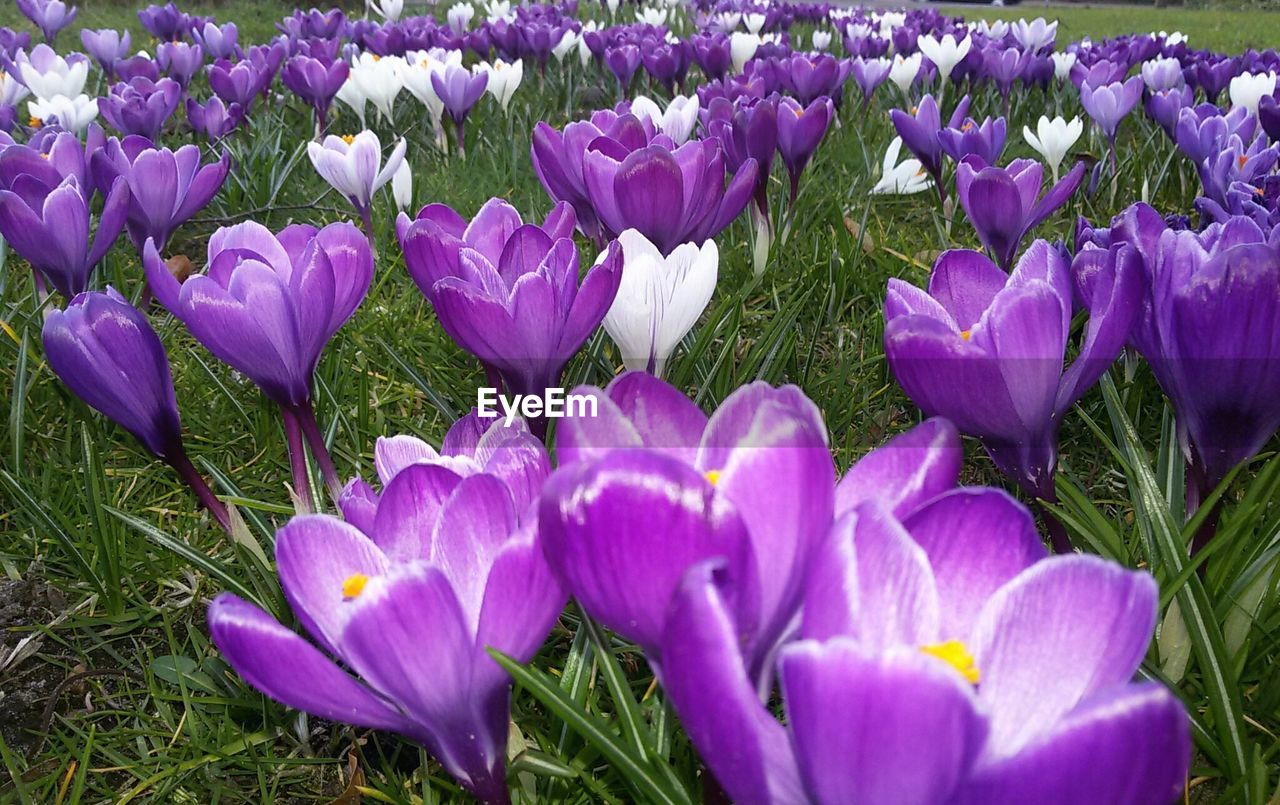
(0, 573, 71, 758)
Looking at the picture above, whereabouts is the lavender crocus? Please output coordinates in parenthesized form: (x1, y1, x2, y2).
(16, 0, 75, 46)
(98, 77, 182, 140)
(185, 95, 243, 139)
(90, 136, 230, 253)
(0, 175, 128, 297)
(955, 157, 1088, 271)
(1079, 77, 1144, 167)
(850, 56, 891, 111)
(938, 114, 1007, 168)
(431, 64, 488, 158)
(884, 241, 1144, 551)
(157, 41, 204, 89)
(890, 93, 971, 197)
(192, 21, 239, 61)
(282, 55, 349, 134)
(777, 96, 833, 204)
(80, 29, 131, 75)
(43, 287, 229, 530)
(138, 2, 190, 42)
(209, 468, 565, 803)
(207, 58, 261, 112)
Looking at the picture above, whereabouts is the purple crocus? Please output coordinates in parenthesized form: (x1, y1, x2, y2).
(143, 221, 372, 497)
(192, 21, 239, 61)
(42, 288, 229, 530)
(884, 241, 1145, 551)
(185, 95, 244, 140)
(281, 54, 348, 134)
(938, 114, 1007, 168)
(890, 94, 971, 198)
(396, 197, 576, 305)
(98, 77, 182, 140)
(1079, 76, 1143, 167)
(208, 470, 565, 803)
(582, 136, 758, 255)
(138, 2, 190, 42)
(431, 64, 488, 158)
(0, 175, 128, 298)
(80, 28, 131, 75)
(207, 58, 261, 112)
(777, 96, 834, 204)
(604, 44, 642, 91)
(850, 56, 891, 111)
(955, 157, 1088, 271)
(430, 225, 622, 432)
(702, 95, 777, 220)
(662, 492, 1189, 802)
(90, 136, 230, 253)
(156, 41, 204, 89)
(16, 0, 75, 46)
(541, 372, 835, 667)
(112, 53, 160, 83)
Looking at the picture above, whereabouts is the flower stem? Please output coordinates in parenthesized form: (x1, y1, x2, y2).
(294, 401, 343, 501)
(167, 447, 231, 532)
(280, 406, 314, 513)
(1186, 460, 1222, 563)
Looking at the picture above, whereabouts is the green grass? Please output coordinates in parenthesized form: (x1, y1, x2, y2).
(1, 2, 1279, 803)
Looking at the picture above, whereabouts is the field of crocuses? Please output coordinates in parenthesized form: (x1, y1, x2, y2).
(2, 0, 1280, 801)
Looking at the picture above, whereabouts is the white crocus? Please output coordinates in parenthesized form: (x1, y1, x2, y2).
(1050, 52, 1077, 82)
(392, 160, 413, 211)
(28, 94, 98, 135)
(17, 50, 88, 101)
(1011, 17, 1057, 51)
(1159, 30, 1188, 47)
(635, 7, 666, 25)
(552, 29, 579, 62)
(712, 12, 740, 32)
(811, 30, 832, 51)
(888, 53, 922, 97)
(743, 12, 766, 34)
(335, 77, 368, 127)
(577, 21, 598, 66)
(479, 59, 523, 112)
(601, 229, 718, 377)
(350, 53, 404, 124)
(630, 94, 699, 144)
(975, 19, 1008, 39)
(0, 70, 31, 108)
(872, 136, 932, 195)
(372, 0, 403, 21)
(1023, 115, 1083, 183)
(730, 32, 760, 74)
(447, 3, 474, 33)
(605, 0, 621, 16)
(1229, 71, 1277, 116)
(916, 33, 971, 83)
(307, 131, 407, 212)
(483, 0, 509, 21)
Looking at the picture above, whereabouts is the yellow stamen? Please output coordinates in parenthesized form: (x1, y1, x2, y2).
(1238, 154, 1248, 169)
(29, 116, 42, 128)
(921, 640, 980, 684)
(1256, 186, 1267, 197)
(910, 105, 918, 115)
(961, 120, 974, 132)
(960, 329, 972, 341)
(704, 469, 722, 486)
(371, 53, 381, 61)
(341, 133, 355, 144)
(342, 573, 370, 599)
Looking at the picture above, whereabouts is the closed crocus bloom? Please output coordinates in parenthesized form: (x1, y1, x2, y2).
(583, 136, 758, 256)
(1011, 16, 1057, 51)
(431, 229, 623, 420)
(446, 1, 473, 31)
(27, 94, 98, 136)
(209, 473, 566, 803)
(1079, 76, 1144, 150)
(811, 30, 832, 51)
(1229, 70, 1277, 116)
(17, 44, 88, 100)
(1141, 56, 1184, 93)
(349, 52, 404, 124)
(156, 42, 204, 89)
(307, 131, 407, 226)
(431, 64, 488, 156)
(890, 93, 971, 193)
(729, 32, 759, 74)
(111, 52, 160, 84)
(602, 229, 717, 376)
(16, 0, 75, 46)
(777, 96, 834, 203)
(185, 95, 244, 140)
(391, 160, 412, 211)
(850, 56, 891, 107)
(0, 175, 128, 297)
(888, 52, 922, 96)
(138, 2, 190, 41)
(702, 96, 776, 220)
(938, 114, 1007, 169)
(871, 135, 932, 195)
(629, 94, 700, 145)
(661, 490, 1189, 803)
(478, 59, 521, 112)
(192, 21, 238, 60)
(282, 55, 349, 132)
(80, 29, 131, 74)
(207, 58, 261, 111)
(1023, 115, 1084, 183)
(884, 242, 1144, 548)
(337, 411, 551, 533)
(541, 373, 835, 665)
(917, 32, 971, 83)
(98, 77, 182, 140)
(397, 197, 576, 305)
(955, 157, 1087, 271)
(142, 220, 373, 409)
(1050, 51, 1076, 82)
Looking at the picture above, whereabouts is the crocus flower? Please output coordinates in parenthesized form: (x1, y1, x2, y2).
(601, 229, 717, 377)
(430, 228, 622, 430)
(396, 197, 576, 306)
(282, 55, 349, 134)
(1173, 104, 1257, 167)
(156, 41, 204, 89)
(777, 96, 834, 204)
(80, 29, 131, 75)
(1023, 115, 1084, 183)
(582, 136, 758, 256)
(917, 32, 971, 84)
(391, 161, 412, 211)
(850, 56, 891, 109)
(871, 136, 932, 195)
(207, 58, 261, 112)
(27, 93, 98, 135)
(191, 21, 239, 61)
(888, 52, 922, 97)
(477, 59, 522, 113)
(938, 114, 1007, 169)
(605, 45, 642, 91)
(1079, 77, 1143, 165)
(884, 241, 1143, 551)
(729, 32, 759, 74)
(702, 96, 776, 222)
(955, 157, 1087, 271)
(1082, 204, 1280, 540)
(43, 288, 229, 529)
(98, 77, 182, 140)
(0, 175, 128, 297)
(630, 95, 700, 146)
(90, 136, 230, 253)
(208, 470, 565, 803)
(890, 93, 971, 195)
(1141, 56, 1184, 92)
(16, 0, 75, 46)
(432, 64, 487, 157)
(1145, 86, 1193, 139)
(112, 52, 160, 83)
(1050, 51, 1076, 83)
(16, 44, 88, 100)
(348, 52, 403, 125)
(185, 95, 243, 139)
(541, 373, 835, 667)
(306, 131, 407, 237)
(1228, 70, 1277, 115)
(0, 128, 95, 196)
(661, 490, 1189, 802)
(1011, 16, 1057, 51)
(138, 2, 190, 41)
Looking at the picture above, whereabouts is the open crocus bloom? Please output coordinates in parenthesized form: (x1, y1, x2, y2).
(209, 469, 565, 804)
(871, 136, 932, 195)
(307, 130, 407, 216)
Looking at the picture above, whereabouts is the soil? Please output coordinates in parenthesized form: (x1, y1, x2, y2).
(0, 572, 71, 759)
